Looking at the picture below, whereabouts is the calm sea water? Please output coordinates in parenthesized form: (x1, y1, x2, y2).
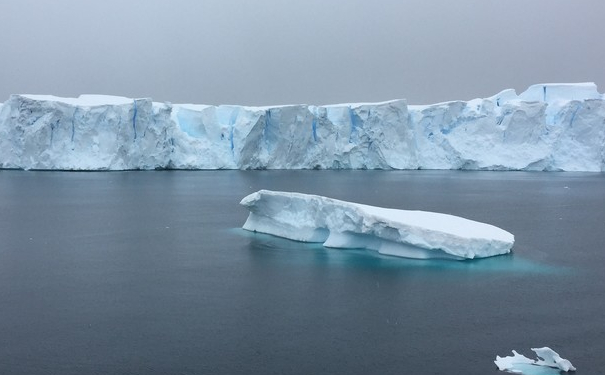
(0, 170, 604, 375)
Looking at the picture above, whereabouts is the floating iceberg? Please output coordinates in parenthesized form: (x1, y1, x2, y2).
(240, 190, 514, 260)
(495, 347, 576, 373)
(0, 83, 604, 171)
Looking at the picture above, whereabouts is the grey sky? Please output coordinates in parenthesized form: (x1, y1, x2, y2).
(1, 0, 604, 106)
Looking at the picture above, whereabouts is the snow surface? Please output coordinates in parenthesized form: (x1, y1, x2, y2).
(1, 83, 604, 171)
(240, 190, 514, 260)
(20, 94, 134, 106)
(495, 347, 576, 373)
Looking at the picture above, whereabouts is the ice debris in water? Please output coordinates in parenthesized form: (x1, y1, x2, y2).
(240, 190, 514, 260)
(495, 347, 576, 374)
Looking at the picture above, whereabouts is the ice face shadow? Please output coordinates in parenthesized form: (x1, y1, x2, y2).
(231, 228, 565, 275)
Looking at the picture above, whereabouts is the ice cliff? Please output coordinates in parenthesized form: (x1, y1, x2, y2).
(1, 83, 604, 171)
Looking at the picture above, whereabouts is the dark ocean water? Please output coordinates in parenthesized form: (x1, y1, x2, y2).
(0, 170, 604, 375)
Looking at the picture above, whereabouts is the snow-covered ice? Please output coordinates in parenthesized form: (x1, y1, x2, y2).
(240, 190, 514, 260)
(495, 347, 576, 373)
(1, 83, 604, 171)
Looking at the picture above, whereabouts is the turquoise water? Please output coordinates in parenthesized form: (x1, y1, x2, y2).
(234, 229, 566, 275)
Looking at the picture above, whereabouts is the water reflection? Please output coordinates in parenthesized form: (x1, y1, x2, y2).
(232, 228, 564, 275)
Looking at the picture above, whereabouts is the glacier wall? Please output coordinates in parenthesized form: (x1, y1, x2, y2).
(0, 83, 604, 171)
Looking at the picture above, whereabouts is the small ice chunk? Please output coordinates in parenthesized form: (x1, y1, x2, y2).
(495, 350, 536, 373)
(495, 347, 576, 373)
(532, 347, 576, 372)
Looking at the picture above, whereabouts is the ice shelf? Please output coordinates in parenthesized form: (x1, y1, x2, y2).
(1, 83, 604, 171)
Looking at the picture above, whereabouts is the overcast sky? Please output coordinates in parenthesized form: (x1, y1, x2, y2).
(1, 0, 604, 106)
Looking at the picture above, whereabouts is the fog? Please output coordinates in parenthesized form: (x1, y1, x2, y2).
(1, 0, 603, 105)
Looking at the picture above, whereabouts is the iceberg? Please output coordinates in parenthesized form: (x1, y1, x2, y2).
(1, 82, 604, 171)
(240, 190, 514, 260)
(495, 347, 576, 373)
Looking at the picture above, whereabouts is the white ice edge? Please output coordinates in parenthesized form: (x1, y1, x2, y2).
(20, 94, 135, 106)
(240, 190, 514, 260)
(17, 82, 600, 108)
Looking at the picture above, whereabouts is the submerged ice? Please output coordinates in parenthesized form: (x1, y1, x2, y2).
(240, 190, 514, 260)
(1, 83, 604, 171)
